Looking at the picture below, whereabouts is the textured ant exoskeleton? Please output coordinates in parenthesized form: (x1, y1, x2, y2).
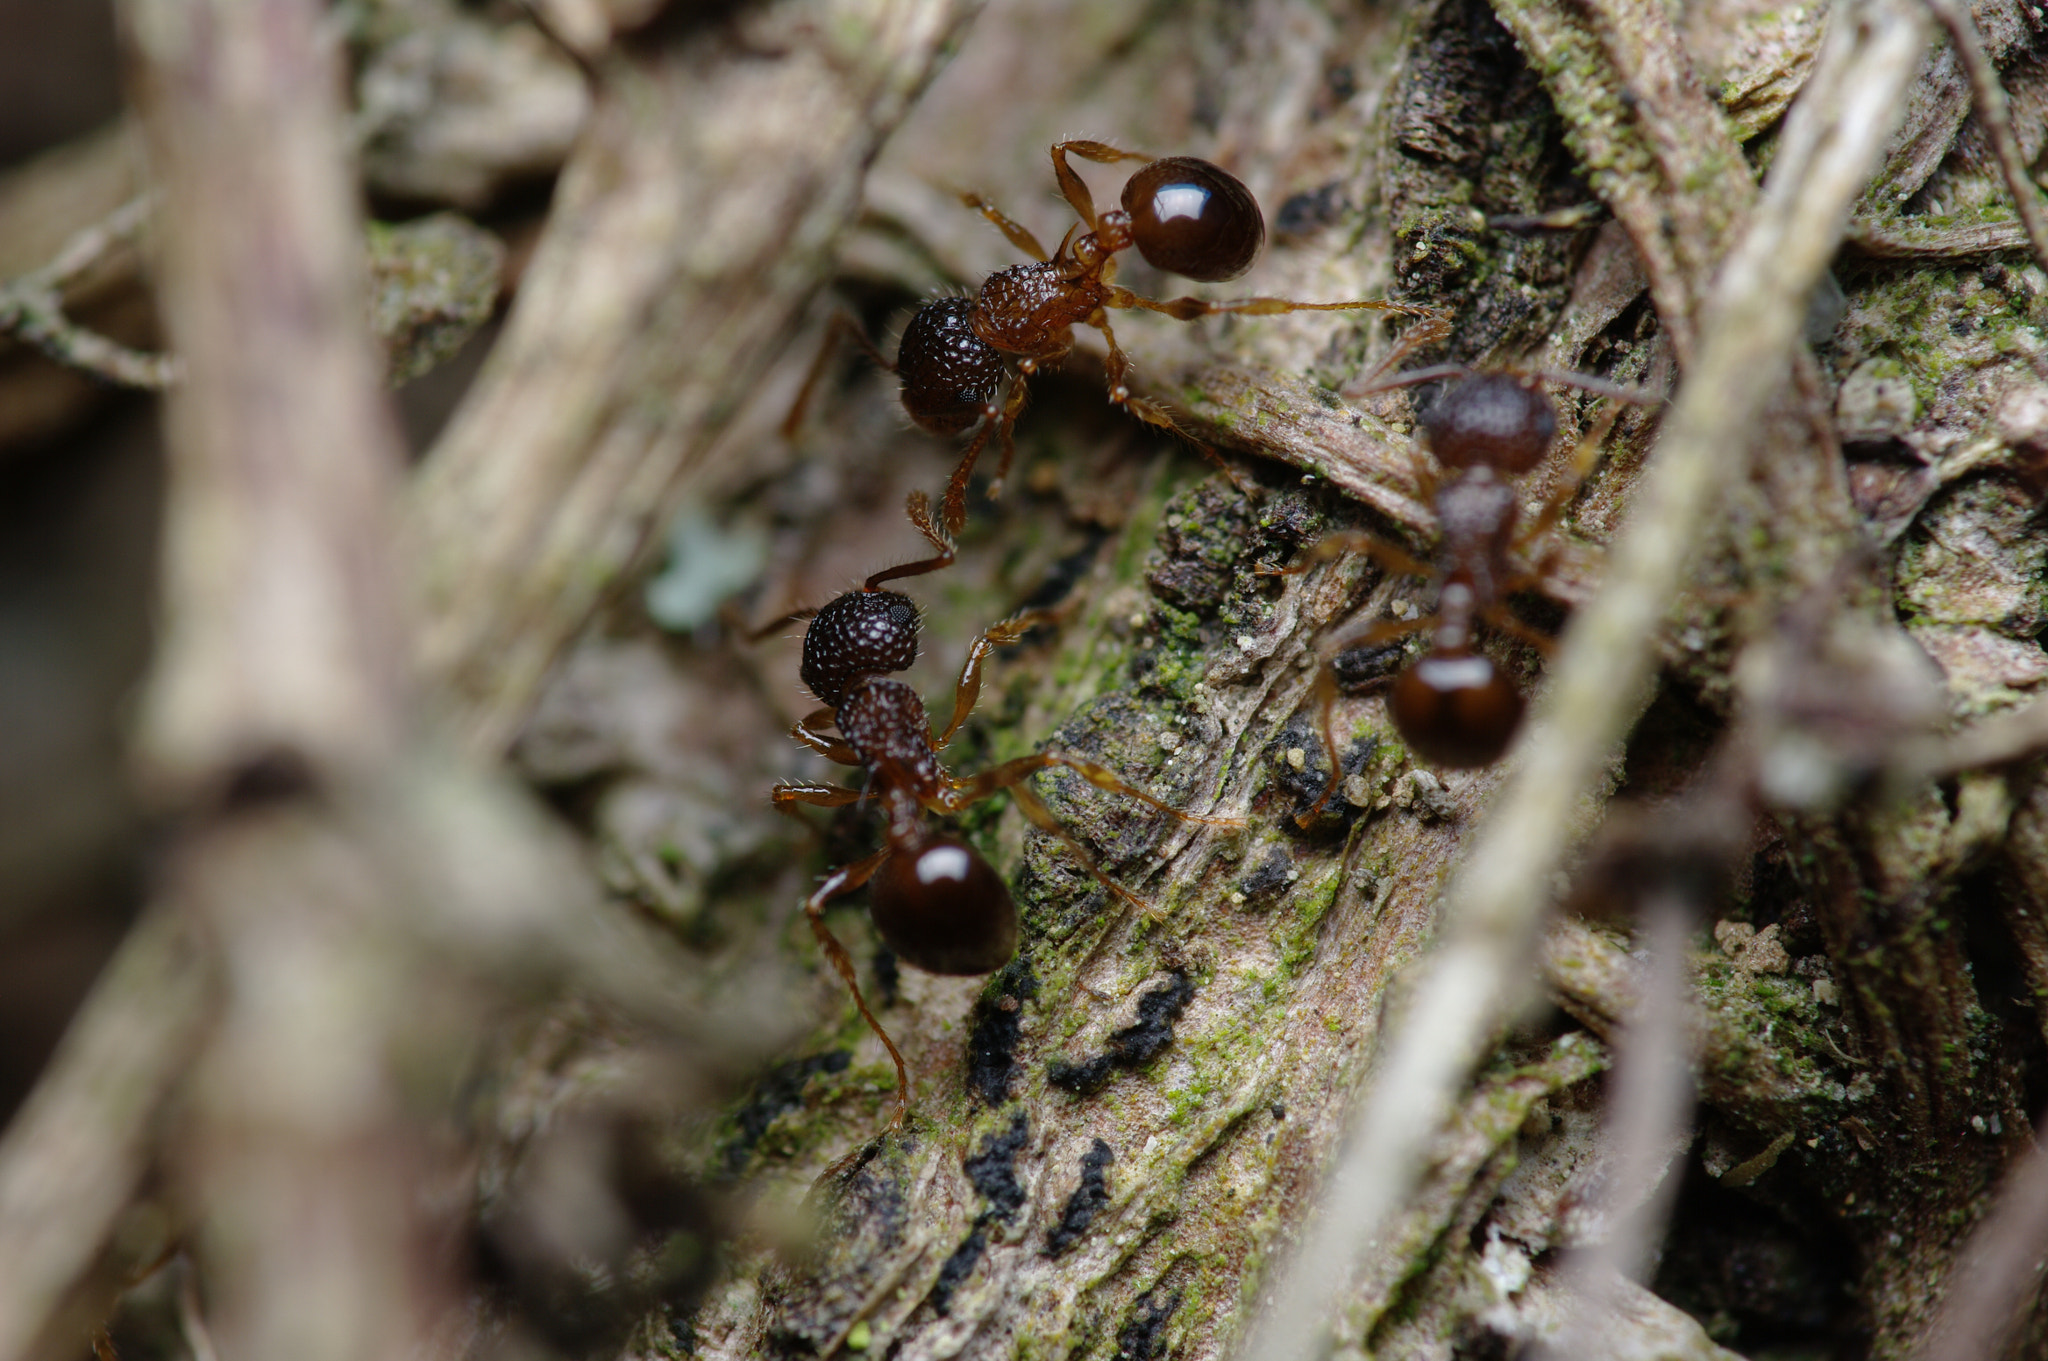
(771, 492, 1238, 1122)
(789, 142, 1440, 537)
(1272, 345, 1656, 818)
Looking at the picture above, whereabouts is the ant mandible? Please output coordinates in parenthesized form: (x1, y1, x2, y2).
(1273, 341, 1654, 821)
(791, 142, 1439, 537)
(771, 492, 1238, 1123)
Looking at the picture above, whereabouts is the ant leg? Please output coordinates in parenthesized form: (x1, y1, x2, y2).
(937, 420, 997, 542)
(1340, 313, 1453, 397)
(946, 752, 1240, 915)
(790, 710, 861, 764)
(1108, 285, 1440, 326)
(1479, 608, 1558, 658)
(782, 312, 894, 440)
(1049, 140, 1153, 230)
(1513, 399, 1624, 554)
(984, 369, 1032, 500)
(1296, 614, 1433, 825)
(1255, 529, 1435, 581)
(772, 778, 867, 830)
(960, 190, 1050, 261)
(1090, 311, 1252, 495)
(937, 375, 1030, 537)
(865, 491, 957, 590)
(934, 604, 1073, 749)
(1001, 779, 1148, 913)
(801, 847, 913, 1127)
(951, 752, 1242, 827)
(774, 780, 866, 811)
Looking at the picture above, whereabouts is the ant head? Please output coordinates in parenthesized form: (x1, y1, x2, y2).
(1120, 156, 1264, 282)
(1389, 651, 1524, 768)
(870, 834, 1018, 975)
(1420, 372, 1557, 474)
(896, 297, 1006, 436)
(801, 590, 921, 709)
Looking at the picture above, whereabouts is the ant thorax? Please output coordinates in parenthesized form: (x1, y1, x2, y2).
(972, 260, 1100, 357)
(836, 677, 943, 793)
(1432, 470, 1520, 601)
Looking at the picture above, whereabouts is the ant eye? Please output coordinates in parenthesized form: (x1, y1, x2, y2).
(1120, 156, 1264, 282)
(801, 590, 921, 708)
(896, 298, 1006, 435)
(870, 837, 1018, 975)
(1422, 373, 1557, 474)
(1389, 653, 1524, 768)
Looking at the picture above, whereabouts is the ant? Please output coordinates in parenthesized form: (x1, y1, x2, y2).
(1271, 337, 1655, 819)
(789, 142, 1440, 537)
(769, 492, 1237, 1123)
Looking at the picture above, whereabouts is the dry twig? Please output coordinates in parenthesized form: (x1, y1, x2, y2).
(0, 195, 175, 390)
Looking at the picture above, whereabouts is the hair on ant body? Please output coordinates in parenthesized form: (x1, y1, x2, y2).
(789, 142, 1441, 538)
(771, 493, 1239, 1123)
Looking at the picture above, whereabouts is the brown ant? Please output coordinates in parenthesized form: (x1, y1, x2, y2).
(1272, 346, 1654, 818)
(769, 492, 1237, 1123)
(788, 142, 1439, 536)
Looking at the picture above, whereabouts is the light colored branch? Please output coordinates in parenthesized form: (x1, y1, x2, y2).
(125, 0, 412, 790)
(1545, 894, 1698, 1356)
(0, 195, 175, 390)
(1239, 0, 1931, 1353)
(0, 905, 214, 1361)
(114, 10, 438, 1361)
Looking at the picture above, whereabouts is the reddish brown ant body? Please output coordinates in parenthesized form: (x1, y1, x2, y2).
(771, 494, 1237, 1122)
(791, 143, 1437, 536)
(1276, 356, 1651, 817)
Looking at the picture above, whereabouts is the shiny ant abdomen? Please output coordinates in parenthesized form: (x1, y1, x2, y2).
(771, 494, 1238, 1121)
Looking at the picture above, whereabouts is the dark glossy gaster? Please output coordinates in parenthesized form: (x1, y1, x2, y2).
(773, 494, 1240, 1124)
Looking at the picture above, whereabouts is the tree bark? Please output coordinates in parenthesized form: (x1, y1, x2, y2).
(3, 0, 2047, 1357)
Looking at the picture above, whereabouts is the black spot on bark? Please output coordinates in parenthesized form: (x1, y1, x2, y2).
(1048, 972, 1194, 1096)
(931, 1113, 1033, 1317)
(1046, 1052, 1117, 1095)
(965, 959, 1038, 1106)
(718, 1050, 851, 1176)
(963, 1110, 1030, 1223)
(1044, 1139, 1114, 1256)
(871, 944, 900, 1009)
(929, 1223, 987, 1317)
(1274, 182, 1348, 240)
(1017, 528, 1112, 613)
(1113, 1290, 1180, 1361)
(1236, 847, 1296, 907)
(1109, 972, 1194, 1064)
(1333, 639, 1406, 692)
(1265, 713, 1375, 831)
